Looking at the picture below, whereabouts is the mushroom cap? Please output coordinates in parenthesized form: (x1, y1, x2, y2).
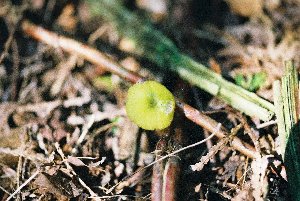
(126, 81, 175, 130)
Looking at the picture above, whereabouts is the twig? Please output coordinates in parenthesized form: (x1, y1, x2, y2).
(203, 129, 216, 163)
(242, 157, 249, 190)
(115, 167, 146, 194)
(6, 169, 40, 201)
(176, 102, 257, 159)
(88, 25, 109, 44)
(162, 157, 180, 201)
(21, 20, 143, 84)
(0, 2, 28, 64)
(0, 147, 47, 164)
(151, 139, 166, 201)
(16, 156, 23, 200)
(90, 194, 143, 200)
(238, 114, 261, 153)
(72, 114, 95, 154)
(0, 185, 11, 195)
(10, 39, 20, 101)
(55, 142, 98, 197)
(50, 54, 78, 96)
(191, 124, 242, 171)
(256, 120, 277, 129)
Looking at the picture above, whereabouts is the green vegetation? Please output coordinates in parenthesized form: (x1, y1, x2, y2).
(273, 61, 300, 200)
(234, 72, 267, 92)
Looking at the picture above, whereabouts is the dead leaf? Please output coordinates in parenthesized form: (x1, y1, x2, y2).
(67, 156, 86, 167)
(36, 170, 83, 198)
(56, 4, 77, 32)
(217, 155, 242, 185)
(226, 0, 263, 17)
(0, 103, 17, 135)
(34, 173, 69, 200)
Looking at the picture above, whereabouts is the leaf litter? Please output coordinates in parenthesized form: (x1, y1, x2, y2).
(0, 0, 298, 200)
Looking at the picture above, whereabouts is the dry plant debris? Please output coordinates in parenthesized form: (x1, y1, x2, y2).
(0, 0, 298, 200)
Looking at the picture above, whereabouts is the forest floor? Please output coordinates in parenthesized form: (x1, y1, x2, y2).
(0, 0, 299, 200)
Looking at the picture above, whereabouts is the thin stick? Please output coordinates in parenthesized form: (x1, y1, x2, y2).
(177, 101, 257, 159)
(151, 139, 166, 201)
(16, 156, 23, 199)
(6, 169, 40, 201)
(145, 125, 219, 170)
(21, 20, 143, 84)
(0, 3, 28, 64)
(0, 185, 11, 195)
(256, 120, 277, 129)
(162, 156, 180, 201)
(55, 143, 98, 197)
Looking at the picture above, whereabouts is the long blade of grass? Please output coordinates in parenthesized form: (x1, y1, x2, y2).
(273, 61, 300, 200)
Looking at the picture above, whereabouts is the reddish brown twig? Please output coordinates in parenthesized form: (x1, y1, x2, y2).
(151, 139, 166, 201)
(162, 157, 180, 201)
(21, 20, 142, 83)
(176, 101, 257, 159)
(21, 20, 257, 159)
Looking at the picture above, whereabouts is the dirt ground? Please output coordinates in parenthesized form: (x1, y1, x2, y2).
(0, 0, 299, 200)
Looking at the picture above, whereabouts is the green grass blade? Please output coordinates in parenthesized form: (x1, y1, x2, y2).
(273, 61, 300, 200)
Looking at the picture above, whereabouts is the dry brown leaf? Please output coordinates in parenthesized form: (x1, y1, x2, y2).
(0, 103, 17, 135)
(226, 0, 263, 17)
(56, 4, 77, 32)
(217, 155, 242, 185)
(37, 170, 83, 198)
(34, 173, 69, 200)
(67, 156, 86, 167)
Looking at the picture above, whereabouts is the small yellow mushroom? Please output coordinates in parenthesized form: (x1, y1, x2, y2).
(126, 81, 175, 130)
